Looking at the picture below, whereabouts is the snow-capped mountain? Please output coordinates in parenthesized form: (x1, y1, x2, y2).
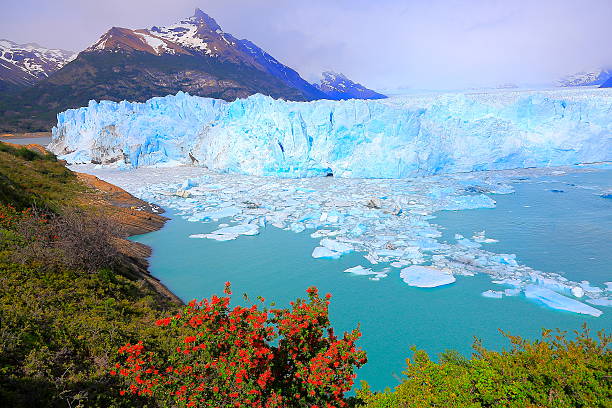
(314, 71, 386, 100)
(0, 39, 74, 91)
(238, 39, 328, 100)
(0, 9, 328, 132)
(557, 68, 612, 87)
(81, 8, 324, 100)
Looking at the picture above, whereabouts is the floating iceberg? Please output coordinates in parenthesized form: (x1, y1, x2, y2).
(524, 285, 602, 317)
(190, 223, 259, 241)
(344, 265, 388, 280)
(320, 238, 353, 254)
(69, 161, 611, 317)
(400, 266, 456, 288)
(312, 247, 342, 259)
(586, 298, 612, 307)
(482, 290, 504, 299)
(51, 88, 612, 177)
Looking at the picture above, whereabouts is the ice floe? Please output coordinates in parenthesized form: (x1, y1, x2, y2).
(70, 163, 611, 316)
(400, 266, 456, 288)
(344, 265, 389, 280)
(524, 285, 602, 317)
(482, 290, 504, 299)
(190, 223, 259, 241)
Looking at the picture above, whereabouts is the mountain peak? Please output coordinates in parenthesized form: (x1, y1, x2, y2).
(192, 8, 222, 32)
(316, 71, 386, 100)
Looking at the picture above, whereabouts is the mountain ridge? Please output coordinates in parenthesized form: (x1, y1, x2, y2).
(314, 71, 386, 100)
(0, 39, 74, 91)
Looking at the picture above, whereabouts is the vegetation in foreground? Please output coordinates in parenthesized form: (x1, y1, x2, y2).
(0, 142, 367, 407)
(0, 141, 610, 407)
(359, 328, 610, 408)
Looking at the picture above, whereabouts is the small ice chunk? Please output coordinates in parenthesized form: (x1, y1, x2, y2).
(344, 265, 374, 275)
(579, 281, 603, 293)
(175, 189, 191, 198)
(320, 238, 353, 254)
(196, 206, 242, 221)
(586, 298, 612, 307)
(312, 246, 341, 259)
(524, 285, 602, 317)
(290, 222, 306, 233)
(311, 229, 332, 238)
(390, 260, 411, 268)
(190, 223, 259, 241)
(190, 233, 239, 241)
(456, 238, 481, 248)
(571, 286, 584, 298)
(400, 266, 456, 288)
(211, 224, 259, 236)
(504, 288, 521, 296)
(364, 254, 379, 264)
(344, 265, 388, 279)
(180, 178, 198, 190)
(482, 290, 504, 299)
(472, 230, 499, 243)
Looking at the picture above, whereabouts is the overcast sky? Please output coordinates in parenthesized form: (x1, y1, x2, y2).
(2, 0, 611, 90)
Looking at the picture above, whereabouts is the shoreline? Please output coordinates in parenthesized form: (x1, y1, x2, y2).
(0, 131, 51, 139)
(75, 171, 184, 305)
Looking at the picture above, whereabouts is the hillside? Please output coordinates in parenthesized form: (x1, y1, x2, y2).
(0, 39, 74, 92)
(0, 9, 322, 132)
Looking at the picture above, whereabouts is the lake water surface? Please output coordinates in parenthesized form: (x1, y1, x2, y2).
(132, 167, 611, 391)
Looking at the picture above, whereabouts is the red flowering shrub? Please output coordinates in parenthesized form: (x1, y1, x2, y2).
(113, 283, 366, 407)
(0, 204, 35, 229)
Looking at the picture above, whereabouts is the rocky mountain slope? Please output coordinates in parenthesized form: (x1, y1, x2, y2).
(0, 9, 323, 132)
(557, 68, 612, 87)
(314, 71, 386, 100)
(0, 39, 74, 92)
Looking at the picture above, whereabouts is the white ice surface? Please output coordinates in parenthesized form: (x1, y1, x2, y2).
(51, 89, 612, 177)
(482, 290, 504, 298)
(400, 266, 456, 288)
(524, 285, 602, 317)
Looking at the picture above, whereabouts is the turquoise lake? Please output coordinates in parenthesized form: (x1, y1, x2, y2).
(132, 168, 611, 391)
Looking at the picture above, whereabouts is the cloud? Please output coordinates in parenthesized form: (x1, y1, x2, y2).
(1, 0, 610, 90)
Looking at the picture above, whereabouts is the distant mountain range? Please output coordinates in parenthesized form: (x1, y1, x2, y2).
(0, 9, 385, 132)
(557, 68, 612, 87)
(314, 71, 387, 100)
(0, 39, 74, 92)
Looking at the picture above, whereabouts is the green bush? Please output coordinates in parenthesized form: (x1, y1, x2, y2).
(358, 327, 611, 408)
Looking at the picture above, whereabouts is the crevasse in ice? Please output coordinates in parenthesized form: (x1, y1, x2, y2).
(50, 89, 612, 177)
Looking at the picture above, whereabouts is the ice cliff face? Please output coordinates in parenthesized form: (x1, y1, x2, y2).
(50, 88, 612, 178)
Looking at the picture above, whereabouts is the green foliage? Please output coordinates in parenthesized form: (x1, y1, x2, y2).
(0, 143, 80, 211)
(358, 328, 611, 408)
(0, 260, 176, 407)
(0, 153, 177, 406)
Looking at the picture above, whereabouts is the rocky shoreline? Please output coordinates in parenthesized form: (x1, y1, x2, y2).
(75, 171, 183, 305)
(2, 139, 183, 305)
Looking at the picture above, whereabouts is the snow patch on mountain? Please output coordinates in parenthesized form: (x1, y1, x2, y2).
(315, 71, 386, 100)
(558, 68, 612, 87)
(0, 39, 74, 86)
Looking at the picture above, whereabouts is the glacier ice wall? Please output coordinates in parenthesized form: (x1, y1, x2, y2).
(50, 89, 612, 178)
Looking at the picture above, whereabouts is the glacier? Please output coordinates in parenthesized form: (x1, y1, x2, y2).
(50, 88, 612, 178)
